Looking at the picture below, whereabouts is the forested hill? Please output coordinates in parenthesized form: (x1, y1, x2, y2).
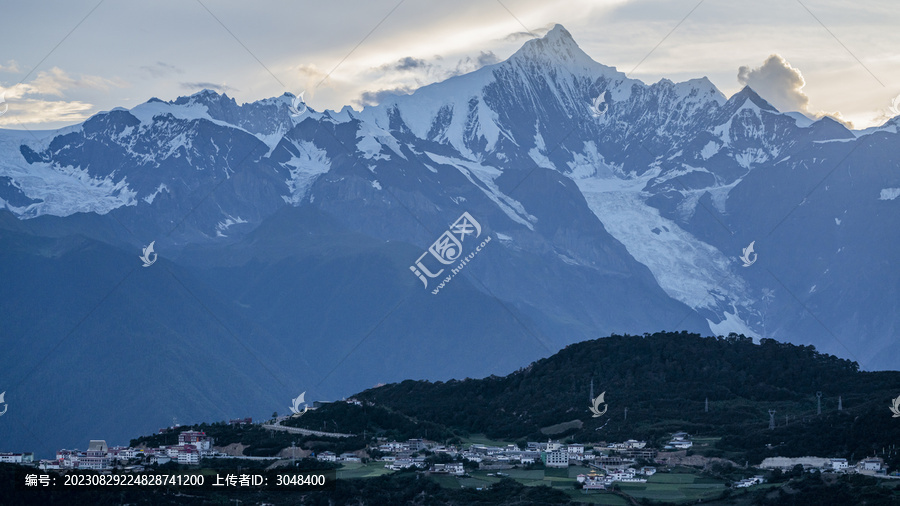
(354, 332, 900, 462)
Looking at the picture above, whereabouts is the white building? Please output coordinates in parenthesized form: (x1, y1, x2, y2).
(80, 440, 111, 470)
(831, 458, 848, 471)
(150, 454, 171, 465)
(511, 451, 539, 464)
(607, 468, 645, 482)
(380, 441, 405, 452)
(445, 462, 464, 475)
(431, 463, 465, 475)
(567, 444, 584, 455)
(388, 459, 423, 470)
(577, 472, 607, 490)
(542, 450, 569, 468)
(38, 459, 61, 470)
(861, 458, 883, 472)
(734, 476, 765, 488)
(177, 448, 199, 465)
(317, 451, 337, 462)
(115, 448, 138, 460)
(0, 453, 27, 463)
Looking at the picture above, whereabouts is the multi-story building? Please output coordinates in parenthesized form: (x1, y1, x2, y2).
(151, 454, 171, 465)
(0, 452, 33, 464)
(80, 440, 111, 470)
(542, 450, 569, 468)
(317, 451, 337, 462)
(831, 458, 848, 471)
(430, 463, 465, 475)
(178, 431, 212, 452)
(176, 446, 199, 465)
(528, 440, 562, 452)
(861, 458, 884, 472)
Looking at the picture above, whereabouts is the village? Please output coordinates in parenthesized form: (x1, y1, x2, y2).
(1, 422, 894, 494)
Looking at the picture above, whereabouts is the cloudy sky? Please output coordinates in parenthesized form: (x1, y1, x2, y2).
(1, 0, 897, 130)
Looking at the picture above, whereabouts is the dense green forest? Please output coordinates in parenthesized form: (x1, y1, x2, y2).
(351, 332, 900, 464)
(132, 332, 900, 465)
(6, 332, 900, 505)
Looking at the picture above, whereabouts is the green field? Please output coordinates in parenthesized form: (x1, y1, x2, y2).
(615, 472, 727, 502)
(460, 434, 514, 447)
(458, 474, 501, 489)
(430, 474, 462, 489)
(426, 464, 734, 503)
(335, 461, 393, 479)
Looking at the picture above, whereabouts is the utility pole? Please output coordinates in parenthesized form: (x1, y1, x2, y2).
(704, 398, 709, 413)
(816, 392, 823, 415)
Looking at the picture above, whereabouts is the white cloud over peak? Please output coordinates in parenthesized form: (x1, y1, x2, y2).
(738, 55, 808, 114)
(737, 55, 853, 128)
(0, 67, 127, 126)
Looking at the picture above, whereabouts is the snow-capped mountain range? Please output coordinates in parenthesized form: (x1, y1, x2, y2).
(1, 25, 897, 456)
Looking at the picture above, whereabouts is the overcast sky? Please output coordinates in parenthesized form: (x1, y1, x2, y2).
(1, 0, 897, 130)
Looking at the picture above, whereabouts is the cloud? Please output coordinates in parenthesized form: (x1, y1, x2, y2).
(355, 85, 416, 107)
(295, 64, 333, 95)
(450, 51, 500, 76)
(179, 82, 237, 93)
(737, 54, 809, 113)
(888, 95, 900, 117)
(379, 56, 432, 72)
(0, 60, 21, 73)
(357, 50, 503, 107)
(737, 55, 852, 128)
(503, 25, 552, 42)
(0, 67, 126, 126)
(19, 67, 125, 97)
(0, 98, 94, 127)
(140, 61, 183, 78)
(869, 94, 900, 125)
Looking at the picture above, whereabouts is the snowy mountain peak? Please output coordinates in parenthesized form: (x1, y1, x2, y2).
(129, 94, 217, 125)
(679, 77, 727, 103)
(511, 24, 596, 67)
(729, 86, 779, 113)
(173, 88, 236, 109)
